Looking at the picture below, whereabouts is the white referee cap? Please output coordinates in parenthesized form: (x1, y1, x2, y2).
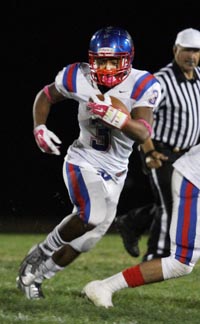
(175, 28, 200, 49)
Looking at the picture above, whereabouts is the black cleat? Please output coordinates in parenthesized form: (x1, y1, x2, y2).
(116, 204, 158, 257)
(115, 214, 140, 257)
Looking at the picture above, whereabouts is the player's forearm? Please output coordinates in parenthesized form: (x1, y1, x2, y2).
(33, 90, 51, 128)
(122, 119, 151, 144)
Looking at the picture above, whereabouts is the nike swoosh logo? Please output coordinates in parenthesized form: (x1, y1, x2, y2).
(95, 108, 105, 113)
(119, 90, 128, 93)
(37, 133, 44, 142)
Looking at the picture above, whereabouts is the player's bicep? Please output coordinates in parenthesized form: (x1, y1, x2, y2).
(46, 83, 66, 103)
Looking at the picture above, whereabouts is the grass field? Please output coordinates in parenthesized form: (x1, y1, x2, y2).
(0, 233, 199, 324)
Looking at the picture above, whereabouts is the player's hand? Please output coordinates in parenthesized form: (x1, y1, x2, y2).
(87, 94, 128, 129)
(33, 124, 62, 155)
(87, 93, 112, 118)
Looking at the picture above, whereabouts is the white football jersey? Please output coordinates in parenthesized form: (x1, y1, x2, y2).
(55, 62, 161, 179)
(173, 144, 200, 189)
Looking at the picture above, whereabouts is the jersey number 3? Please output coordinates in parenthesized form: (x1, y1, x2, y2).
(90, 119, 111, 151)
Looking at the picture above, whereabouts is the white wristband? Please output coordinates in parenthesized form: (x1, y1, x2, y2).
(103, 106, 128, 129)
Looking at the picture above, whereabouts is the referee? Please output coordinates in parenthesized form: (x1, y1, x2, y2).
(117, 28, 200, 260)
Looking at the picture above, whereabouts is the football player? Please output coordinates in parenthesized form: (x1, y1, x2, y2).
(16, 26, 161, 299)
(83, 144, 200, 308)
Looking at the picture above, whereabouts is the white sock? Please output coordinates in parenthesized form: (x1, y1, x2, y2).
(102, 272, 128, 293)
(39, 227, 67, 257)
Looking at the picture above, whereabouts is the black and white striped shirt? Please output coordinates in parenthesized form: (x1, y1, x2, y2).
(153, 61, 200, 150)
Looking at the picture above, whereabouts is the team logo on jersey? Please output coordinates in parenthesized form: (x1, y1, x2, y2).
(148, 90, 159, 104)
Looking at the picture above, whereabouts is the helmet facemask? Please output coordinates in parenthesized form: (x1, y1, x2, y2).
(89, 52, 133, 87)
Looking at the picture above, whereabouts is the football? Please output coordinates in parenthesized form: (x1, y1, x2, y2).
(96, 94, 131, 118)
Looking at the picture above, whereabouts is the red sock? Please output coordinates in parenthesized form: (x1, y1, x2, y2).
(122, 265, 145, 287)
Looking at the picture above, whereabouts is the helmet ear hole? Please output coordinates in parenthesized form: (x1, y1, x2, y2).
(89, 26, 134, 87)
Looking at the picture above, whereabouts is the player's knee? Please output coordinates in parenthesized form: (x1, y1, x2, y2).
(58, 214, 95, 242)
(161, 256, 193, 280)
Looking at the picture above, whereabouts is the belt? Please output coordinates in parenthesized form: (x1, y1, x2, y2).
(153, 141, 190, 153)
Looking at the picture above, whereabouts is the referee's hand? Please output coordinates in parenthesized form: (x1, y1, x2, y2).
(145, 150, 168, 169)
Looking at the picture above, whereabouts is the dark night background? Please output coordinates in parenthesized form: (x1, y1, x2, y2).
(1, 1, 199, 232)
